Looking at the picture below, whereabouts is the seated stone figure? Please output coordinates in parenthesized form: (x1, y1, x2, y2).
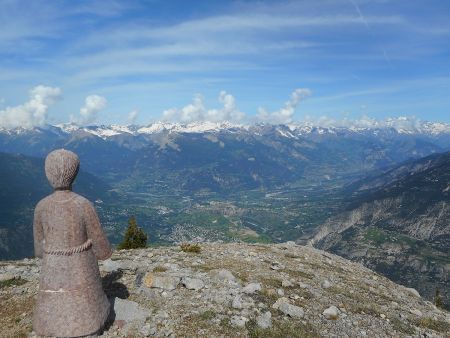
(33, 149, 112, 337)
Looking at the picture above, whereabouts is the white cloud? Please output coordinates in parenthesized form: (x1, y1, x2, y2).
(301, 114, 377, 128)
(128, 110, 139, 124)
(71, 94, 107, 125)
(162, 91, 245, 123)
(299, 115, 425, 133)
(257, 88, 311, 124)
(0, 85, 62, 129)
(70, 11, 403, 81)
(102, 14, 403, 43)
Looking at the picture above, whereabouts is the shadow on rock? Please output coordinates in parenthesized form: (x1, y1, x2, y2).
(101, 271, 130, 332)
(102, 270, 130, 299)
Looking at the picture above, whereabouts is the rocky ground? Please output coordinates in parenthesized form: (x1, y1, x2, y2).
(1, 242, 449, 338)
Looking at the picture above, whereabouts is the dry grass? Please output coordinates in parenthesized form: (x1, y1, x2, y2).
(292, 287, 314, 301)
(326, 286, 345, 295)
(153, 265, 168, 273)
(261, 276, 282, 289)
(194, 256, 260, 284)
(194, 264, 215, 272)
(390, 317, 416, 335)
(246, 318, 320, 338)
(0, 294, 35, 337)
(177, 310, 244, 338)
(234, 271, 250, 283)
(180, 243, 201, 253)
(415, 317, 450, 333)
(251, 287, 279, 306)
(348, 303, 382, 317)
(285, 269, 314, 280)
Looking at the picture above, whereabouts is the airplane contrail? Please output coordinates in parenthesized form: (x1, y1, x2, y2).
(348, 0, 394, 68)
(349, 0, 370, 30)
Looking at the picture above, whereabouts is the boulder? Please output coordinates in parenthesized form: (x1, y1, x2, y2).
(144, 273, 180, 291)
(256, 311, 272, 329)
(214, 269, 237, 283)
(242, 282, 261, 294)
(404, 287, 420, 298)
(230, 315, 248, 328)
(279, 302, 304, 318)
(181, 277, 205, 291)
(322, 279, 332, 289)
(232, 295, 243, 309)
(112, 298, 149, 323)
(323, 305, 340, 320)
(0, 273, 16, 282)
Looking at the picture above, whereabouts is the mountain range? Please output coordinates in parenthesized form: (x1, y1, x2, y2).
(0, 118, 449, 308)
(1, 119, 449, 191)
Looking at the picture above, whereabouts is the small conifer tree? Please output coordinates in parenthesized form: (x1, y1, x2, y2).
(117, 216, 148, 249)
(435, 289, 443, 309)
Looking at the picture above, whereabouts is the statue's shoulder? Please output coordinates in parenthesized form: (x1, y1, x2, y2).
(35, 195, 53, 211)
(35, 192, 92, 210)
(71, 194, 98, 216)
(71, 193, 93, 207)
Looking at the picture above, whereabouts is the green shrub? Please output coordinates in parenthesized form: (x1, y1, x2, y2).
(434, 289, 443, 309)
(0, 277, 27, 289)
(415, 317, 450, 333)
(180, 243, 201, 253)
(117, 216, 148, 250)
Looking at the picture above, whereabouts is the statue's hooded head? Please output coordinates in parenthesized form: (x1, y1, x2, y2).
(45, 149, 80, 190)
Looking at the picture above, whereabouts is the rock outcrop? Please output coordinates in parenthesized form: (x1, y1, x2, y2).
(1, 243, 449, 337)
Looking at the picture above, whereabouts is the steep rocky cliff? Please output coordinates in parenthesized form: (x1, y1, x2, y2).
(310, 152, 450, 309)
(1, 243, 449, 337)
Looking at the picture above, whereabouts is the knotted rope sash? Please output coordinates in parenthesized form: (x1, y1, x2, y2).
(44, 239, 93, 256)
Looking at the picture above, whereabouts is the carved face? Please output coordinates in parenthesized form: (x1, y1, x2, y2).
(45, 149, 80, 190)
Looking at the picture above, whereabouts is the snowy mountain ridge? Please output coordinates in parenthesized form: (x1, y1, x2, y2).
(1, 117, 450, 139)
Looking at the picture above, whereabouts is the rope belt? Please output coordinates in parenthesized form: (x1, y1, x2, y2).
(44, 239, 92, 256)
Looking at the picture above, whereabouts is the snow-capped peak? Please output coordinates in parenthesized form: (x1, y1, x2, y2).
(137, 121, 245, 134)
(86, 124, 135, 138)
(2, 118, 450, 138)
(55, 123, 137, 139)
(55, 123, 80, 134)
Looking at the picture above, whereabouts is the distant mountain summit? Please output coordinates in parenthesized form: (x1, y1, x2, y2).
(1, 118, 448, 194)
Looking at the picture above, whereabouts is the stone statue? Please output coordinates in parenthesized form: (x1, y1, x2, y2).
(33, 149, 112, 337)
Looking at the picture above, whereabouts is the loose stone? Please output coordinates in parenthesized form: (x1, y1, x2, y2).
(242, 282, 261, 294)
(150, 276, 181, 291)
(322, 279, 332, 289)
(230, 315, 248, 328)
(181, 277, 204, 291)
(256, 311, 272, 329)
(323, 305, 340, 320)
(278, 302, 305, 318)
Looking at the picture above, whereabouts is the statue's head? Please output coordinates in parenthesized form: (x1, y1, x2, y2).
(45, 149, 80, 190)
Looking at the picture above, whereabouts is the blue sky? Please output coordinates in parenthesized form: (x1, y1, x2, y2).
(0, 0, 449, 127)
